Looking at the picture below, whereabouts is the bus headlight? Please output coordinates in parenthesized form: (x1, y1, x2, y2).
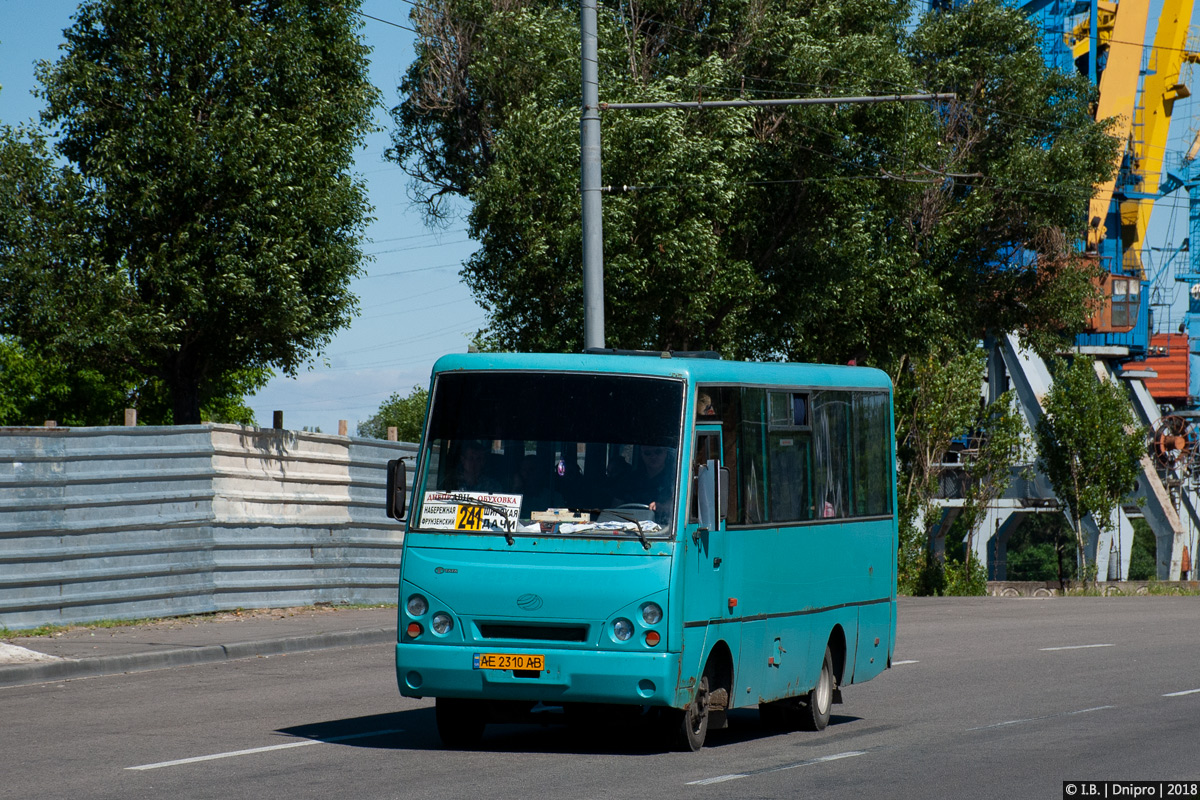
(406, 594, 428, 617)
(641, 602, 663, 625)
(431, 612, 453, 635)
(613, 618, 634, 641)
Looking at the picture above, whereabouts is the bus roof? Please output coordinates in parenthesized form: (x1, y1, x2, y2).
(430, 352, 892, 391)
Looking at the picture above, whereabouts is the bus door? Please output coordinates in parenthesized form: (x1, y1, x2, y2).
(682, 426, 733, 652)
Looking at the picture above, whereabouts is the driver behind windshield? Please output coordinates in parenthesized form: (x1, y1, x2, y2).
(613, 445, 676, 522)
(445, 440, 491, 491)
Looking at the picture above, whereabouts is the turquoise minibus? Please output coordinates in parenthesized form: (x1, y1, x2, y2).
(386, 351, 897, 750)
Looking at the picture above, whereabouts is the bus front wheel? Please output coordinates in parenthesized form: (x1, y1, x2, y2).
(798, 645, 834, 732)
(673, 673, 710, 751)
(435, 697, 486, 748)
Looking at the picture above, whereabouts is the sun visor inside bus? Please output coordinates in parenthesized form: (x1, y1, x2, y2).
(426, 372, 685, 447)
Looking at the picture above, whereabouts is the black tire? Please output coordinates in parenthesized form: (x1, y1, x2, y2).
(435, 697, 486, 748)
(798, 645, 835, 732)
(674, 673, 710, 751)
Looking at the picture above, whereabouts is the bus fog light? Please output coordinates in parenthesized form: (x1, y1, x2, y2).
(613, 618, 633, 641)
(641, 602, 662, 625)
(645, 630, 660, 647)
(431, 612, 453, 635)
(406, 594, 428, 617)
(406, 622, 423, 639)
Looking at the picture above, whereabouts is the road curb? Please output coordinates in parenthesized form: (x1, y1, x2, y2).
(0, 627, 395, 689)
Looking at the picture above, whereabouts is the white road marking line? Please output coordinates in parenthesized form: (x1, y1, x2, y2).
(688, 774, 750, 785)
(967, 705, 1114, 732)
(687, 751, 866, 786)
(772, 751, 867, 772)
(1163, 688, 1200, 697)
(1039, 643, 1114, 651)
(126, 728, 404, 771)
(892, 659, 919, 665)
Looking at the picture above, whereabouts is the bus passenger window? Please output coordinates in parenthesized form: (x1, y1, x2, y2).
(810, 391, 850, 519)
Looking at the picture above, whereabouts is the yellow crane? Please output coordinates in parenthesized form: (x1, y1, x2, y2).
(1077, 0, 1197, 278)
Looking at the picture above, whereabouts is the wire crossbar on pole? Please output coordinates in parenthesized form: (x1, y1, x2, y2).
(601, 93, 956, 111)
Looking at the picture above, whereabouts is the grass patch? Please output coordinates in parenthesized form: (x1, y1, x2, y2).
(1058, 581, 1200, 597)
(1141, 581, 1200, 596)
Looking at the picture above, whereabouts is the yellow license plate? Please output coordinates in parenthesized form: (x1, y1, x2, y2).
(473, 653, 545, 671)
(455, 505, 484, 531)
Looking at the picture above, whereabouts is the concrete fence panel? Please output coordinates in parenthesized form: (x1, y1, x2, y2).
(0, 424, 414, 630)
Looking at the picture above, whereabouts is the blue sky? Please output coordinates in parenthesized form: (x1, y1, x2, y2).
(0, 0, 483, 434)
(3, 1, 1200, 432)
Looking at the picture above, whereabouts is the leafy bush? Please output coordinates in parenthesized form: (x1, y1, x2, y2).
(358, 385, 428, 442)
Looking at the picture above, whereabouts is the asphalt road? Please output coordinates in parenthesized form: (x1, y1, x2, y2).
(5, 597, 1199, 800)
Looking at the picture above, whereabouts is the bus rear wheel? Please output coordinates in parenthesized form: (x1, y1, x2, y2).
(435, 697, 486, 748)
(798, 645, 834, 732)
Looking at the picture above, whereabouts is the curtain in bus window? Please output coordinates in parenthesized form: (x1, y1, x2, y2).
(738, 388, 768, 524)
(852, 392, 891, 516)
(811, 391, 851, 518)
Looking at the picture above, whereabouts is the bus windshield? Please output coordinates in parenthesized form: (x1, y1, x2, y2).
(413, 371, 685, 541)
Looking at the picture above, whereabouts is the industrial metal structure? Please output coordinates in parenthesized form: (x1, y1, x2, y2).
(936, 0, 1200, 581)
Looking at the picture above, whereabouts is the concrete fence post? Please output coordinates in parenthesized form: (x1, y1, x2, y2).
(387, 427, 398, 442)
(338, 419, 348, 437)
(124, 408, 137, 427)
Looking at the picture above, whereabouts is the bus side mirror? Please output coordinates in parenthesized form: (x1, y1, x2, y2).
(386, 459, 407, 520)
(697, 460, 729, 530)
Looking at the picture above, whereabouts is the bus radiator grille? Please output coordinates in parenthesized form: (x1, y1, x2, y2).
(477, 624, 589, 642)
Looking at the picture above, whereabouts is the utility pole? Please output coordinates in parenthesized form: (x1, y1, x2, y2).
(580, 0, 605, 350)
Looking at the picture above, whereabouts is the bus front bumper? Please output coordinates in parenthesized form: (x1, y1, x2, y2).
(397, 643, 683, 708)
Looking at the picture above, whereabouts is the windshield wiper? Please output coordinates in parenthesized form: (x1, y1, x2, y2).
(570, 508, 653, 550)
(449, 493, 516, 545)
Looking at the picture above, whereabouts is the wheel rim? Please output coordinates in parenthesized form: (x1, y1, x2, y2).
(688, 677, 710, 735)
(814, 662, 832, 715)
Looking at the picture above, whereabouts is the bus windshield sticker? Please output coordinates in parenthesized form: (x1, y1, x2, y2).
(420, 491, 522, 532)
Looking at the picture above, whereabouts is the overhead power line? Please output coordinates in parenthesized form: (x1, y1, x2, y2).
(601, 93, 956, 111)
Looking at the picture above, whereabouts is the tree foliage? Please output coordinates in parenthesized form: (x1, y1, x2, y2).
(358, 384, 429, 442)
(1035, 357, 1145, 582)
(894, 345, 987, 593)
(894, 348, 1032, 595)
(389, 0, 1115, 362)
(957, 389, 1031, 562)
(0, 0, 377, 424)
(0, 335, 267, 426)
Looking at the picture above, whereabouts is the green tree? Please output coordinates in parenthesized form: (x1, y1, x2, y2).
(957, 390, 1031, 574)
(0, 337, 126, 426)
(1127, 519, 1157, 581)
(389, 0, 1114, 362)
(1003, 513, 1077, 583)
(358, 385, 429, 442)
(1035, 357, 1145, 585)
(893, 345, 986, 594)
(0, 0, 377, 424)
(0, 335, 269, 426)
